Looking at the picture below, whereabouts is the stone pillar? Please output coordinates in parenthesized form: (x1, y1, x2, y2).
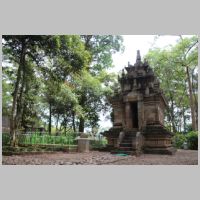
(77, 138, 90, 153)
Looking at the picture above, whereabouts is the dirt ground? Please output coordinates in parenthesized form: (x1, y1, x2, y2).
(2, 149, 198, 165)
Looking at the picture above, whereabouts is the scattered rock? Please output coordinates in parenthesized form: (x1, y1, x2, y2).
(2, 150, 198, 165)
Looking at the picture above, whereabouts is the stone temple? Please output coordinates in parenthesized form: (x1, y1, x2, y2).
(102, 50, 176, 155)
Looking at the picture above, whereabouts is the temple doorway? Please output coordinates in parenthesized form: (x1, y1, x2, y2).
(131, 102, 138, 128)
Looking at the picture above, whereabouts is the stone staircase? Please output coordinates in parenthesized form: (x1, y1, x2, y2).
(111, 129, 142, 155)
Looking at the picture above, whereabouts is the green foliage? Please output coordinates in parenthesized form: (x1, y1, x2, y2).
(172, 131, 198, 150)
(3, 145, 77, 155)
(172, 133, 187, 149)
(186, 131, 198, 150)
(2, 35, 124, 136)
(2, 132, 77, 146)
(81, 35, 124, 74)
(2, 79, 12, 115)
(2, 133, 11, 146)
(145, 36, 198, 132)
(91, 137, 108, 149)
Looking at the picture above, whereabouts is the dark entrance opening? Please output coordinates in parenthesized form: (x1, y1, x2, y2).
(131, 102, 138, 128)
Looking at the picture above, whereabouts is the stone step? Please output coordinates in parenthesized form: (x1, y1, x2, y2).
(120, 143, 132, 147)
(118, 147, 133, 151)
(123, 136, 135, 139)
(124, 132, 135, 134)
(122, 138, 132, 142)
(111, 150, 134, 155)
(124, 128, 138, 131)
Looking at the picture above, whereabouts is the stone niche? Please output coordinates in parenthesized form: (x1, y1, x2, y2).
(102, 50, 176, 155)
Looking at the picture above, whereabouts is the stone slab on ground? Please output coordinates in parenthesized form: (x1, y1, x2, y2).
(2, 150, 198, 165)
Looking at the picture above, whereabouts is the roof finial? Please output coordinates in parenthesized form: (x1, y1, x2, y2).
(136, 50, 141, 63)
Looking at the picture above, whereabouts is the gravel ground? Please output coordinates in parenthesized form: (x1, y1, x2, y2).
(2, 149, 198, 165)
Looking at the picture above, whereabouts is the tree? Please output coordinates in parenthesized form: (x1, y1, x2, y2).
(2, 36, 52, 146)
(40, 35, 90, 134)
(2, 35, 90, 144)
(77, 35, 124, 132)
(145, 35, 198, 132)
(2, 35, 124, 145)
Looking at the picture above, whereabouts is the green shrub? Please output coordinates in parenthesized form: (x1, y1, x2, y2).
(91, 138, 108, 149)
(186, 131, 198, 150)
(173, 131, 198, 150)
(172, 133, 187, 149)
(17, 133, 76, 145)
(2, 133, 11, 146)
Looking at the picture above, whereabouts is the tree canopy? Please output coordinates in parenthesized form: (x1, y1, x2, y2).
(2, 35, 124, 146)
(145, 35, 198, 132)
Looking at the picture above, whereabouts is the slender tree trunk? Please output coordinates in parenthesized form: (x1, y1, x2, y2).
(56, 113, 59, 132)
(72, 111, 76, 132)
(16, 61, 26, 130)
(48, 102, 52, 135)
(79, 118, 85, 133)
(21, 86, 29, 128)
(10, 39, 26, 146)
(182, 107, 186, 133)
(168, 97, 177, 133)
(191, 69, 198, 131)
(78, 94, 86, 133)
(186, 66, 197, 131)
(64, 118, 67, 134)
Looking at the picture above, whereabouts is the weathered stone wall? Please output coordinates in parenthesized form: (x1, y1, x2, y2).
(113, 101, 124, 127)
(144, 138, 172, 148)
(144, 104, 157, 124)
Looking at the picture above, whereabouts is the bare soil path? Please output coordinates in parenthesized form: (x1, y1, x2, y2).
(2, 149, 198, 165)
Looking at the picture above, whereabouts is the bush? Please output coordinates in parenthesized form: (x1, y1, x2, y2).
(172, 131, 198, 150)
(91, 138, 108, 149)
(2, 133, 11, 146)
(186, 131, 198, 150)
(172, 133, 187, 149)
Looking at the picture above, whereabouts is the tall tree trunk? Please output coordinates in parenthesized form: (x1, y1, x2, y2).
(48, 102, 52, 135)
(186, 66, 197, 131)
(55, 113, 59, 132)
(64, 117, 67, 134)
(72, 111, 76, 132)
(16, 61, 26, 130)
(182, 107, 187, 133)
(78, 94, 86, 133)
(79, 118, 85, 133)
(168, 96, 177, 133)
(191, 69, 198, 131)
(10, 39, 26, 146)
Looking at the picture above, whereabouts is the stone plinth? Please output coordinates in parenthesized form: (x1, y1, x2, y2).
(77, 138, 91, 153)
